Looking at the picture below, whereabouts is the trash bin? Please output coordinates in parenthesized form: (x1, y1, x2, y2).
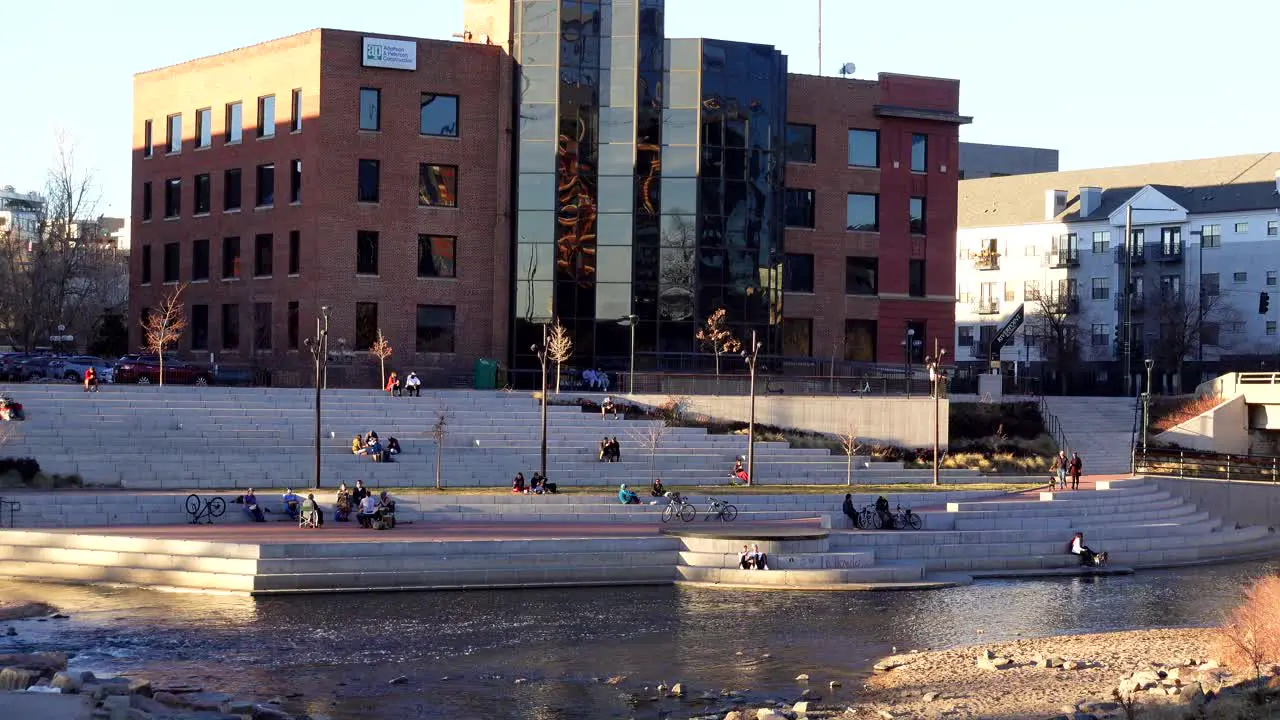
(474, 358, 499, 390)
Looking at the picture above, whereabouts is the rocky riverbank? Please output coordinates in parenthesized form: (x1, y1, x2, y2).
(0, 600, 56, 622)
(848, 627, 1280, 720)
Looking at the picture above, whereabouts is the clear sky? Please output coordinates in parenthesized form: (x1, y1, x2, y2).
(3, 0, 1277, 219)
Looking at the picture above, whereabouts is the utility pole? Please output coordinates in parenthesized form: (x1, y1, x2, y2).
(302, 306, 330, 490)
(532, 324, 550, 479)
(926, 339, 947, 487)
(742, 331, 762, 486)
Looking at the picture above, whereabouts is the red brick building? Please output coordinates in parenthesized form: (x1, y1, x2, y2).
(130, 29, 512, 384)
(783, 73, 968, 366)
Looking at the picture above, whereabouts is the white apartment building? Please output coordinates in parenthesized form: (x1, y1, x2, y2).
(0, 186, 45, 243)
(955, 153, 1280, 394)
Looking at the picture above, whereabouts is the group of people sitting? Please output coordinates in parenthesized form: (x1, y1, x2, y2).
(383, 371, 423, 397)
(334, 481, 397, 528)
(582, 369, 611, 391)
(598, 436, 621, 462)
(239, 487, 323, 525)
(352, 431, 401, 462)
(511, 472, 558, 494)
(738, 544, 769, 570)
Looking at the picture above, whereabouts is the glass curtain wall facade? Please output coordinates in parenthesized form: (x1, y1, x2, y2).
(510, 0, 785, 370)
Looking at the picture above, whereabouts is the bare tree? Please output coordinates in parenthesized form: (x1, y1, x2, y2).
(0, 134, 124, 351)
(1024, 285, 1082, 395)
(628, 420, 671, 483)
(838, 422, 861, 487)
(141, 283, 188, 387)
(659, 217, 696, 321)
(1147, 288, 1239, 394)
(429, 405, 454, 490)
(547, 319, 574, 393)
(695, 308, 742, 375)
(370, 329, 393, 388)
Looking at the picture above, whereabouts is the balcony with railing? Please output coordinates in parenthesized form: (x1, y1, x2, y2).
(1046, 293, 1081, 314)
(1045, 248, 1080, 268)
(1157, 240, 1184, 262)
(973, 249, 1000, 271)
(973, 298, 1000, 315)
(1114, 292, 1146, 313)
(1114, 245, 1146, 265)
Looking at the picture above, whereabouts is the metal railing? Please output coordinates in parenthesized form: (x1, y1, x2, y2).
(1157, 241, 1184, 261)
(1037, 395, 1070, 454)
(1135, 447, 1280, 483)
(0, 497, 20, 528)
(973, 253, 1000, 271)
(1045, 248, 1081, 268)
(1114, 292, 1146, 312)
(973, 298, 1000, 315)
(1115, 245, 1145, 265)
(505, 369, 933, 397)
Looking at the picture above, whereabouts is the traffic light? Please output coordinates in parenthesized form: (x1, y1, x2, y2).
(1260, 292, 1271, 315)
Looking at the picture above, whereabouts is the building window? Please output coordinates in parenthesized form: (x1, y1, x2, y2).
(1235, 222, 1248, 233)
(781, 318, 813, 356)
(355, 302, 378, 350)
(848, 129, 878, 168)
(1202, 224, 1221, 248)
(419, 164, 458, 207)
(1268, 320, 1277, 336)
(254, 233, 273, 277)
(290, 159, 301, 203)
(221, 236, 241, 279)
(908, 259, 926, 297)
(417, 235, 456, 277)
(143, 119, 153, 158)
(1268, 270, 1278, 287)
(784, 189, 815, 228)
(415, 305, 456, 352)
(846, 193, 878, 232)
(1269, 220, 1278, 237)
(225, 102, 243, 144)
(358, 159, 380, 203)
(163, 242, 179, 283)
(256, 163, 275, 207)
(783, 253, 814, 293)
(253, 302, 272, 350)
(140, 245, 152, 284)
(958, 326, 973, 347)
(1233, 271, 1248, 283)
(845, 257, 878, 295)
(287, 301, 299, 349)
(195, 108, 211, 149)
(221, 304, 240, 350)
(166, 113, 181, 153)
(910, 133, 927, 173)
(1092, 230, 1110, 254)
(258, 95, 275, 138)
(1091, 324, 1108, 346)
(164, 178, 181, 218)
(141, 181, 152, 220)
(844, 319, 877, 362)
(1091, 277, 1110, 300)
(356, 231, 379, 275)
(909, 197, 926, 234)
(288, 231, 300, 275)
(1202, 322, 1220, 347)
(192, 239, 209, 281)
(224, 168, 242, 211)
(290, 88, 302, 132)
(1202, 272, 1220, 296)
(420, 93, 459, 136)
(784, 123, 816, 164)
(193, 173, 211, 215)
(359, 88, 381, 131)
(191, 304, 208, 350)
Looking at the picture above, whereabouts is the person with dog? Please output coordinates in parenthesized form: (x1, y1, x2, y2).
(1069, 532, 1107, 566)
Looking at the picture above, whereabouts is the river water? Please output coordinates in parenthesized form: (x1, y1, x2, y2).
(2, 559, 1278, 719)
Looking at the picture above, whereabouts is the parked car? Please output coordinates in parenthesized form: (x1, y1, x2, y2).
(13, 356, 65, 381)
(0, 353, 39, 382)
(60, 356, 116, 384)
(114, 357, 211, 385)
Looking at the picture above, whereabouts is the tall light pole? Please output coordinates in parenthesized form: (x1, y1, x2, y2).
(532, 324, 549, 479)
(926, 340, 947, 486)
(1142, 357, 1154, 454)
(904, 327, 916, 398)
(302, 306, 330, 490)
(741, 330, 762, 486)
(618, 314, 638, 394)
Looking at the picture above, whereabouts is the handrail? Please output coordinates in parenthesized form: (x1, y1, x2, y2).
(1135, 447, 1280, 483)
(1036, 394, 1069, 454)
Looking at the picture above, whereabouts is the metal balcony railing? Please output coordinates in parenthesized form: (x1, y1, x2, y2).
(973, 298, 1000, 315)
(1115, 292, 1146, 312)
(973, 252, 1000, 271)
(1114, 245, 1145, 265)
(1045, 248, 1080, 268)
(1157, 241, 1184, 262)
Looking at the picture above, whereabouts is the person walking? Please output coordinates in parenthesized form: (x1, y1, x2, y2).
(1053, 450, 1068, 490)
(1069, 452, 1083, 490)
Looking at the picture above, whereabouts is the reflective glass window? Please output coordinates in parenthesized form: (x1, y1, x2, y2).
(785, 124, 815, 164)
(783, 253, 814, 293)
(668, 40, 700, 71)
(605, 69, 635, 107)
(600, 107, 634, 143)
(663, 146, 697, 178)
(660, 178, 697, 215)
(521, 103, 557, 140)
(415, 305, 456, 353)
(597, 176, 635, 213)
(359, 88, 380, 131)
(596, 245, 632, 283)
(909, 197, 926, 234)
(848, 129, 878, 168)
(166, 114, 181, 153)
(784, 189, 814, 228)
(598, 143, 635, 176)
(517, 174, 557, 210)
(516, 210, 556, 245)
(845, 257, 878, 295)
(521, 66, 559, 103)
(516, 244, 554, 282)
(419, 164, 459, 207)
(665, 73, 699, 108)
(258, 95, 275, 138)
(195, 108, 211, 149)
(225, 102, 242, 143)
(419, 93, 459, 137)
(846, 193, 879, 232)
(596, 283, 632, 321)
(516, 280, 554, 322)
(660, 215, 697, 247)
(357, 159, 379, 203)
(911, 133, 928, 173)
(519, 140, 556, 172)
(596, 214, 633, 245)
(662, 109, 698, 145)
(417, 235, 456, 278)
(521, 0, 557, 33)
(521, 33, 557, 65)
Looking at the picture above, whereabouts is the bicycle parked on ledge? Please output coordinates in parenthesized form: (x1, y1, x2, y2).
(857, 503, 921, 531)
(661, 493, 696, 523)
(703, 496, 738, 522)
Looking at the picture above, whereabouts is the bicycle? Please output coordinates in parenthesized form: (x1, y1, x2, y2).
(702, 496, 738, 522)
(892, 504, 922, 531)
(858, 504, 883, 530)
(660, 494, 696, 523)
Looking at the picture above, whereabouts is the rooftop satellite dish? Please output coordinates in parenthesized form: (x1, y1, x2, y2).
(839, 62, 856, 77)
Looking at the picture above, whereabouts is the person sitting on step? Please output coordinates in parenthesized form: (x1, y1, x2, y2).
(351, 479, 370, 508)
(738, 544, 753, 569)
(618, 483, 640, 505)
(335, 483, 353, 522)
(512, 472, 527, 493)
(1069, 532, 1107, 567)
(749, 543, 769, 570)
(404, 371, 422, 397)
(875, 495, 893, 529)
(600, 396, 619, 419)
(241, 488, 266, 522)
(351, 435, 364, 455)
(386, 436, 401, 460)
(385, 371, 401, 397)
(532, 471, 557, 494)
(282, 488, 301, 520)
(651, 478, 666, 497)
(83, 366, 98, 393)
(730, 457, 749, 485)
(842, 493, 860, 528)
(598, 436, 610, 462)
(374, 491, 396, 528)
(356, 493, 379, 528)
(299, 493, 323, 527)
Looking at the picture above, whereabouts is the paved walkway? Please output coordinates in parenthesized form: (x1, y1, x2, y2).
(911, 473, 1132, 512)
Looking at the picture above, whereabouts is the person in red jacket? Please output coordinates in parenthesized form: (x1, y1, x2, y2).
(384, 371, 401, 397)
(83, 366, 98, 393)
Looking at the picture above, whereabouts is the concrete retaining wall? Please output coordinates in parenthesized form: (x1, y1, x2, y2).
(1147, 475, 1280, 528)
(619, 393, 946, 448)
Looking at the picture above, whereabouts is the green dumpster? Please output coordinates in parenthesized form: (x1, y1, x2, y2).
(474, 358, 499, 390)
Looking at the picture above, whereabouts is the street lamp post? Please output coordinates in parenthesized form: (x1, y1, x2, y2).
(926, 340, 948, 486)
(532, 324, 550, 479)
(618, 314, 638, 394)
(741, 330, 762, 486)
(904, 327, 916, 398)
(301, 306, 330, 490)
(1142, 358, 1155, 454)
